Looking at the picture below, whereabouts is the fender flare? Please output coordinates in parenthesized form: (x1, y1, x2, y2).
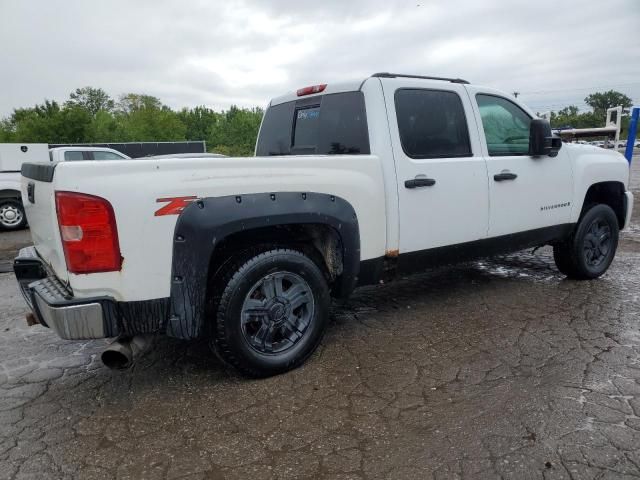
(167, 192, 360, 339)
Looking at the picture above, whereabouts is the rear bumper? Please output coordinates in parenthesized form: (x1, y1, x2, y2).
(14, 246, 113, 339)
(624, 191, 634, 230)
(33, 288, 106, 339)
(13, 246, 169, 340)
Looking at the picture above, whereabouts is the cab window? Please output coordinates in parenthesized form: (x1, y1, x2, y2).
(476, 94, 531, 156)
(92, 151, 125, 160)
(255, 91, 370, 156)
(63, 151, 84, 161)
(394, 89, 472, 159)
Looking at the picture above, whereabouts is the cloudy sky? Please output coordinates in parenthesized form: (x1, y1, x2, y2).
(1, 0, 639, 116)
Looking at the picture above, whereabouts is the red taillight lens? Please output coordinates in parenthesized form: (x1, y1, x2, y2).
(55, 191, 122, 274)
(296, 84, 327, 96)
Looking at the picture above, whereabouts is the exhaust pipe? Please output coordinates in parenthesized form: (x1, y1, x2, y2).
(101, 334, 154, 369)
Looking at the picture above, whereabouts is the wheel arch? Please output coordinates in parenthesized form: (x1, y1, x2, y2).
(167, 192, 360, 340)
(578, 181, 627, 228)
(0, 189, 22, 200)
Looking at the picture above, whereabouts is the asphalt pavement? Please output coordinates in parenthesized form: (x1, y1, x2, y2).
(1, 155, 639, 479)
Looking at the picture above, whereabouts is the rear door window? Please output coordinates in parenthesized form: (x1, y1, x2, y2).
(63, 151, 84, 161)
(394, 89, 472, 158)
(256, 91, 370, 156)
(92, 151, 125, 160)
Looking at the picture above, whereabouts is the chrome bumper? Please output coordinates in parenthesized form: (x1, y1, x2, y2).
(13, 247, 109, 340)
(32, 281, 106, 340)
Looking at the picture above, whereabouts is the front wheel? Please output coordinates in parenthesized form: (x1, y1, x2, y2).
(553, 204, 619, 280)
(210, 248, 330, 377)
(0, 199, 27, 230)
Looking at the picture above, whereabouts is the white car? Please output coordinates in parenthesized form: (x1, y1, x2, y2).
(0, 145, 129, 230)
(48, 146, 130, 162)
(15, 72, 633, 377)
(0, 143, 49, 230)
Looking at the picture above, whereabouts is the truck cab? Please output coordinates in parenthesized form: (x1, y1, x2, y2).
(14, 73, 633, 377)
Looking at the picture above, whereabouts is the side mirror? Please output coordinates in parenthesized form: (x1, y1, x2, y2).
(529, 119, 562, 157)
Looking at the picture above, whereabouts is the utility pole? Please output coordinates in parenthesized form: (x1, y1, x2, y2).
(513, 92, 520, 98)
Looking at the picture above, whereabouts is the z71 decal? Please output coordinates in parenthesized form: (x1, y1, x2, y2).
(155, 196, 197, 216)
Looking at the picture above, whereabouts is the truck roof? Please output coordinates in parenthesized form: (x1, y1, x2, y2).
(269, 72, 472, 107)
(270, 79, 365, 106)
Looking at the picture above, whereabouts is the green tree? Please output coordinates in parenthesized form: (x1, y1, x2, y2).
(12, 100, 63, 142)
(117, 93, 186, 141)
(0, 118, 14, 142)
(117, 94, 164, 113)
(549, 106, 601, 130)
(177, 106, 220, 141)
(3, 99, 94, 143)
(0, 88, 267, 151)
(56, 106, 93, 142)
(65, 87, 115, 116)
(87, 110, 127, 142)
(584, 90, 632, 117)
(207, 106, 263, 156)
(557, 105, 579, 117)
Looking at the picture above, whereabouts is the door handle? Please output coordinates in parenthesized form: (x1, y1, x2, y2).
(27, 182, 35, 203)
(405, 178, 436, 188)
(493, 172, 517, 182)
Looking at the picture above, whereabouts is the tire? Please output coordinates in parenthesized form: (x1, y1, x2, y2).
(0, 199, 27, 230)
(553, 204, 619, 280)
(210, 248, 330, 378)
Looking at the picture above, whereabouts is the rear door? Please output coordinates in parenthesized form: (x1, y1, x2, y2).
(380, 78, 489, 263)
(466, 88, 573, 237)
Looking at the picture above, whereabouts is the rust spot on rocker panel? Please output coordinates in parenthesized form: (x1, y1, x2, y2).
(385, 249, 399, 258)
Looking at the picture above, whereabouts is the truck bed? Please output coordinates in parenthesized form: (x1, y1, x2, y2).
(21, 156, 387, 302)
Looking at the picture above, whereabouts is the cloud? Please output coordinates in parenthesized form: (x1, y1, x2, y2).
(1, 0, 638, 116)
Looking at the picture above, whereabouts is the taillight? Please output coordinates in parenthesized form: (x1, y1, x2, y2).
(296, 84, 327, 96)
(55, 191, 122, 274)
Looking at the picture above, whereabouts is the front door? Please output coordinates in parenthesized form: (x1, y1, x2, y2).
(381, 79, 489, 264)
(467, 90, 574, 238)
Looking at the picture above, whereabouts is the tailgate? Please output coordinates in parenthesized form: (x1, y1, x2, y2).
(21, 163, 69, 281)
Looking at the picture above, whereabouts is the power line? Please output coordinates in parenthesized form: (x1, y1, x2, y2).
(524, 102, 590, 109)
(519, 82, 640, 96)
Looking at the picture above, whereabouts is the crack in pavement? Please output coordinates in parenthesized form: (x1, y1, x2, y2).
(1, 218, 640, 478)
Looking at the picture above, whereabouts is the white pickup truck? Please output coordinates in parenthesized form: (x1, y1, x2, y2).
(0, 145, 129, 230)
(14, 73, 633, 377)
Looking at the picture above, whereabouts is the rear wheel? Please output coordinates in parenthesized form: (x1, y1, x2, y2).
(0, 199, 27, 230)
(553, 204, 619, 279)
(210, 248, 330, 377)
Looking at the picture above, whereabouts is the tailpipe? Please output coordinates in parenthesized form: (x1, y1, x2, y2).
(101, 334, 154, 370)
